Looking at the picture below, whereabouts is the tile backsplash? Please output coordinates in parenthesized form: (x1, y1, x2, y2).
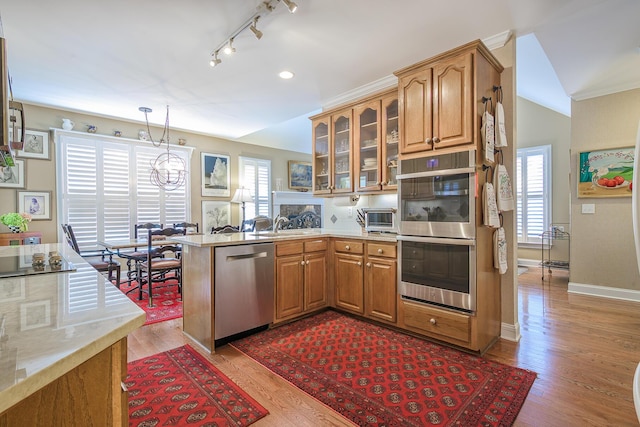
(323, 193, 397, 231)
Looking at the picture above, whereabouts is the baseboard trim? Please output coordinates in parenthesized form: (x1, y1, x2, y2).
(500, 321, 521, 342)
(517, 258, 539, 268)
(568, 282, 640, 302)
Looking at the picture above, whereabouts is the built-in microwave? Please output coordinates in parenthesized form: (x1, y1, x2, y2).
(396, 150, 476, 239)
(363, 208, 396, 233)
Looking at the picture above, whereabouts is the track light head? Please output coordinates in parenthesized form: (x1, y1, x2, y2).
(209, 51, 222, 67)
(249, 18, 263, 40)
(282, 0, 298, 13)
(223, 38, 236, 55)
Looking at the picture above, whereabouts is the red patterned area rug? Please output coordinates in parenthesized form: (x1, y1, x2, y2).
(118, 279, 182, 325)
(231, 310, 536, 427)
(126, 344, 269, 427)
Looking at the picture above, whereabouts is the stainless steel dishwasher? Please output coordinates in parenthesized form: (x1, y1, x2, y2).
(214, 243, 274, 342)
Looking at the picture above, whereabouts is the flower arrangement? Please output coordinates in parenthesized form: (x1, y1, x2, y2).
(0, 212, 32, 232)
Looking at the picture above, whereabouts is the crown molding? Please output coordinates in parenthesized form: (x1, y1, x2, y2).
(322, 74, 398, 110)
(482, 30, 512, 50)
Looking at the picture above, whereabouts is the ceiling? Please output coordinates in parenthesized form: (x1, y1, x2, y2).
(1, 0, 639, 154)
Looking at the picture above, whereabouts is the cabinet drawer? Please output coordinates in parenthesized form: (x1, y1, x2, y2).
(276, 241, 304, 256)
(304, 239, 327, 252)
(334, 240, 364, 254)
(367, 242, 396, 258)
(402, 300, 470, 343)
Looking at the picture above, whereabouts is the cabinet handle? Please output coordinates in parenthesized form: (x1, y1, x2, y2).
(300, 260, 305, 266)
(306, 260, 309, 265)
(433, 137, 440, 143)
(345, 245, 350, 250)
(357, 261, 361, 266)
(430, 318, 437, 325)
(425, 138, 432, 144)
(376, 181, 380, 185)
(381, 181, 387, 186)
(377, 248, 383, 254)
(366, 262, 371, 268)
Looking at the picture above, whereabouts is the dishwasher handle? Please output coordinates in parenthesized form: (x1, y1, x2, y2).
(226, 251, 269, 261)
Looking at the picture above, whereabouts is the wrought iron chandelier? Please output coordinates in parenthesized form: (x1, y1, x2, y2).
(139, 105, 186, 191)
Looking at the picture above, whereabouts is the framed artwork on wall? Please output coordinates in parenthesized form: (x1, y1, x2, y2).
(0, 159, 25, 188)
(202, 201, 231, 233)
(577, 146, 634, 198)
(10, 129, 50, 160)
(201, 152, 230, 197)
(17, 190, 51, 220)
(288, 160, 312, 191)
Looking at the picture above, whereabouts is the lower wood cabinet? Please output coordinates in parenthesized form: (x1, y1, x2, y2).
(275, 239, 328, 322)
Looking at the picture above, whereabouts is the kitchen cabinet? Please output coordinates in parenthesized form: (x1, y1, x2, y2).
(334, 240, 365, 314)
(395, 40, 503, 156)
(275, 239, 328, 322)
(354, 92, 399, 193)
(311, 109, 353, 194)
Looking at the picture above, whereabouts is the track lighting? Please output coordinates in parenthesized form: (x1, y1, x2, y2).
(249, 18, 263, 40)
(209, 50, 221, 67)
(223, 38, 236, 55)
(282, 0, 298, 13)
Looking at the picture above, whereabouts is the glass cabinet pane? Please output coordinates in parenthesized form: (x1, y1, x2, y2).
(313, 120, 330, 192)
(357, 106, 379, 190)
(333, 113, 351, 192)
(382, 98, 399, 188)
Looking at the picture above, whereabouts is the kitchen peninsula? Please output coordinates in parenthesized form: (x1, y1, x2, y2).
(0, 243, 145, 426)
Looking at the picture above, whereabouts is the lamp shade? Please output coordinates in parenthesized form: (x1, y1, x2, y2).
(231, 187, 253, 203)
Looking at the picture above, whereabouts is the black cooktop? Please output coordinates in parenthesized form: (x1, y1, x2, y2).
(0, 254, 76, 279)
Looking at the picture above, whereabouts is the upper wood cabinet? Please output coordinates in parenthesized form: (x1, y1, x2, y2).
(395, 40, 503, 156)
(311, 109, 353, 194)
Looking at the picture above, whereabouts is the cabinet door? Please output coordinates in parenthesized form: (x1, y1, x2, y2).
(304, 251, 327, 311)
(312, 116, 331, 194)
(275, 255, 304, 320)
(381, 94, 398, 190)
(354, 100, 381, 192)
(432, 52, 473, 150)
(331, 108, 353, 193)
(334, 253, 364, 314)
(399, 68, 433, 154)
(365, 256, 397, 323)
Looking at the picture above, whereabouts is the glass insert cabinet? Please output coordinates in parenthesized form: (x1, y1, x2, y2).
(312, 108, 353, 194)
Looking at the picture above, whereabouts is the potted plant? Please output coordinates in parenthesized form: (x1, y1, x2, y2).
(0, 212, 32, 232)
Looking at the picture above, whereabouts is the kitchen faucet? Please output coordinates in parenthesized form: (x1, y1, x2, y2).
(273, 215, 290, 232)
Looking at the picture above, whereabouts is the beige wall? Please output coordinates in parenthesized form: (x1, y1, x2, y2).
(570, 88, 640, 290)
(0, 103, 311, 243)
(517, 97, 571, 262)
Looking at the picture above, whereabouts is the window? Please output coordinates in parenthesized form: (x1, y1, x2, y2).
(516, 145, 551, 244)
(56, 132, 192, 251)
(238, 157, 271, 221)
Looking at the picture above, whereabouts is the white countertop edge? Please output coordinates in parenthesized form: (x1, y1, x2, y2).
(0, 311, 145, 414)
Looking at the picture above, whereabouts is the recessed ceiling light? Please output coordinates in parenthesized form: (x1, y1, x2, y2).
(279, 70, 294, 79)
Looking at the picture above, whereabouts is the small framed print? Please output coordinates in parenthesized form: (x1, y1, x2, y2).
(288, 160, 312, 191)
(201, 152, 230, 197)
(11, 129, 50, 160)
(202, 201, 231, 233)
(0, 159, 25, 188)
(20, 300, 51, 331)
(17, 190, 51, 220)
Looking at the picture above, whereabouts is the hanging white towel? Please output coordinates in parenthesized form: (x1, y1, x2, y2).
(493, 227, 508, 274)
(481, 110, 495, 163)
(495, 101, 508, 148)
(483, 182, 500, 228)
(493, 164, 515, 212)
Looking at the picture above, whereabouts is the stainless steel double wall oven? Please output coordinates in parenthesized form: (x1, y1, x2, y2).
(397, 150, 477, 312)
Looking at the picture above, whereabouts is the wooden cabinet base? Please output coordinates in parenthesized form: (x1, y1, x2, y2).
(0, 338, 127, 426)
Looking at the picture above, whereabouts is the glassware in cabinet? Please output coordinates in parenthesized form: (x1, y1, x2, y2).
(354, 100, 381, 192)
(312, 118, 331, 193)
(332, 109, 353, 193)
(381, 95, 398, 190)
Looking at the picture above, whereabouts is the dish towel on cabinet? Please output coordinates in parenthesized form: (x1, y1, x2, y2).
(493, 164, 515, 212)
(495, 101, 508, 148)
(481, 109, 495, 163)
(493, 226, 508, 274)
(483, 183, 500, 228)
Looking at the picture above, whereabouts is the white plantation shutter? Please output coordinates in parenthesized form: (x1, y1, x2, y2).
(516, 145, 551, 244)
(239, 157, 271, 220)
(57, 132, 190, 251)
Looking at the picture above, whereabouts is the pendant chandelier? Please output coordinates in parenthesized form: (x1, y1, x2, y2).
(139, 105, 187, 191)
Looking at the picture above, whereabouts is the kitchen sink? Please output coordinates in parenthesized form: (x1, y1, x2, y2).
(251, 229, 321, 237)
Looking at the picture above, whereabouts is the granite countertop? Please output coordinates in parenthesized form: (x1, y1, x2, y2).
(171, 228, 398, 248)
(0, 243, 145, 414)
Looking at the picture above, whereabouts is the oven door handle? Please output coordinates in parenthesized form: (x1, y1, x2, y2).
(397, 235, 475, 246)
(396, 166, 476, 181)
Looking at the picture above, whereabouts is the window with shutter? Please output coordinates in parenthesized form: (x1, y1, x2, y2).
(57, 132, 191, 251)
(238, 157, 271, 221)
(516, 145, 552, 244)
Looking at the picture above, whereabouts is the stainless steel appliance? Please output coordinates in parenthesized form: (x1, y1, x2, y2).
(214, 243, 274, 341)
(396, 150, 476, 239)
(363, 208, 396, 233)
(398, 235, 476, 312)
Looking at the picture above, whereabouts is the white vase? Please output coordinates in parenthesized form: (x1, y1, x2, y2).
(62, 119, 75, 130)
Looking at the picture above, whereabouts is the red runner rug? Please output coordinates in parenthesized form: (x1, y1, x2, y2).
(231, 310, 536, 426)
(126, 344, 269, 427)
(118, 279, 182, 325)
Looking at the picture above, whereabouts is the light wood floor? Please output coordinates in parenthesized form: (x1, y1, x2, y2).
(127, 268, 640, 426)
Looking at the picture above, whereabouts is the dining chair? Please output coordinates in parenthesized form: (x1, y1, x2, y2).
(119, 223, 163, 286)
(61, 224, 121, 287)
(173, 222, 199, 234)
(211, 224, 240, 234)
(135, 225, 183, 307)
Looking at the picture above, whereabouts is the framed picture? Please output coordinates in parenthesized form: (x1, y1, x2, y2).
(288, 160, 312, 191)
(577, 146, 634, 198)
(17, 190, 51, 220)
(11, 129, 50, 160)
(0, 159, 25, 188)
(202, 201, 231, 233)
(201, 152, 230, 197)
(20, 300, 51, 331)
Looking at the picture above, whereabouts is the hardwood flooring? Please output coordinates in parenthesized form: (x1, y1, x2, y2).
(127, 268, 640, 426)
